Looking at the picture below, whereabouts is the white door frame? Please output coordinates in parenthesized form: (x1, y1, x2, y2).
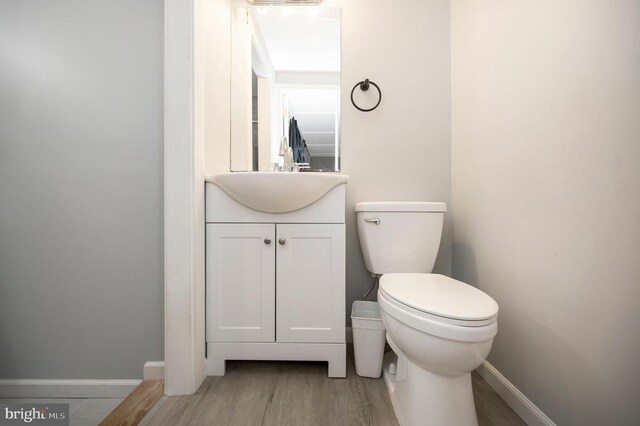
(164, 0, 206, 396)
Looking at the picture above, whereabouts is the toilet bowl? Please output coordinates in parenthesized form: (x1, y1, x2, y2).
(378, 273, 498, 426)
(356, 202, 499, 426)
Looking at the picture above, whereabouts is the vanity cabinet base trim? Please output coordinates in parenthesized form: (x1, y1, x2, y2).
(206, 342, 346, 378)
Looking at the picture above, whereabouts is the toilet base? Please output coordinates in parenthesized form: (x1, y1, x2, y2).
(382, 349, 478, 426)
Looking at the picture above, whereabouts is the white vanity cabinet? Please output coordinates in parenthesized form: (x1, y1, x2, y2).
(275, 223, 345, 343)
(206, 223, 275, 343)
(205, 181, 346, 378)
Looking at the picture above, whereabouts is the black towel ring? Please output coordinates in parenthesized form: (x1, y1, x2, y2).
(350, 78, 382, 112)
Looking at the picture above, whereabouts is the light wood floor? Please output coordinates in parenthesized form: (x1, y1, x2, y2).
(146, 348, 525, 426)
(101, 380, 164, 426)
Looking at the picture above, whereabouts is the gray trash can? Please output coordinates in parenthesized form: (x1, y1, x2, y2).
(351, 301, 386, 378)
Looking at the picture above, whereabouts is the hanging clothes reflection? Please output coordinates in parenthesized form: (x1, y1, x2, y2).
(288, 117, 311, 164)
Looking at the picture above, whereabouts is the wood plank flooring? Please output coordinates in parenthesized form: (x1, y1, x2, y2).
(472, 372, 526, 426)
(100, 380, 164, 426)
(146, 348, 525, 426)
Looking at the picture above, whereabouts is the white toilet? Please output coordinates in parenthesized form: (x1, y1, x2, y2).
(356, 202, 499, 426)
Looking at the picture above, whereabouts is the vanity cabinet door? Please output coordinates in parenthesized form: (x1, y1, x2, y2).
(206, 224, 275, 342)
(276, 224, 345, 343)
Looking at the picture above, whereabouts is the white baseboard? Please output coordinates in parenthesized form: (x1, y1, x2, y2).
(144, 361, 165, 380)
(476, 361, 556, 426)
(0, 379, 141, 398)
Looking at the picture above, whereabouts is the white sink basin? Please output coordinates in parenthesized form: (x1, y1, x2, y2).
(206, 172, 349, 213)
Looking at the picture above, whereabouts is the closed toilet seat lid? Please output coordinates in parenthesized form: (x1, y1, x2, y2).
(379, 274, 499, 323)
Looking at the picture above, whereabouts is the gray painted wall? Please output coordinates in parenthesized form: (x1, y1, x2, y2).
(341, 0, 451, 324)
(452, 1, 640, 424)
(0, 1, 164, 379)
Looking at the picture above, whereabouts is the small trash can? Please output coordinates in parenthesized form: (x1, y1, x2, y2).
(351, 300, 386, 378)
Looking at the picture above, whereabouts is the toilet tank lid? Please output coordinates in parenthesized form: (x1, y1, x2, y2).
(355, 201, 447, 212)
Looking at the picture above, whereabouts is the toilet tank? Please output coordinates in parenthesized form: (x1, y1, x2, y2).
(356, 202, 446, 275)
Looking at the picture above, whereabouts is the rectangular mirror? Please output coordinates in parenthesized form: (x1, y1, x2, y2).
(230, 6, 341, 172)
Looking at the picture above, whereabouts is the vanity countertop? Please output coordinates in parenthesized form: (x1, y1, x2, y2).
(205, 172, 348, 213)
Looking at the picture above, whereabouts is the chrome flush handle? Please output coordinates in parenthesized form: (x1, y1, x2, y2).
(364, 218, 381, 225)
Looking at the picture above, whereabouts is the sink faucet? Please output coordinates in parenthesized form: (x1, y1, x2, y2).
(294, 163, 310, 172)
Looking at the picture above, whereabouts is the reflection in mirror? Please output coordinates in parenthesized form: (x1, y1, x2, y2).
(231, 6, 341, 172)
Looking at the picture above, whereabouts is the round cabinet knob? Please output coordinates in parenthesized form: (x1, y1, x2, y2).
(264, 238, 271, 245)
(279, 238, 286, 245)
